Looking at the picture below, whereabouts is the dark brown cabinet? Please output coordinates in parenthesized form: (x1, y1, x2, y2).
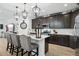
(32, 14, 72, 29)
(45, 34, 79, 54)
(32, 9, 79, 29)
(64, 14, 71, 28)
(45, 37, 49, 53)
(48, 34, 70, 47)
(70, 36, 79, 49)
(70, 36, 77, 49)
(46, 34, 79, 49)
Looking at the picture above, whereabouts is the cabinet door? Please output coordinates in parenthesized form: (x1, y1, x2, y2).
(58, 36, 64, 46)
(70, 36, 77, 49)
(32, 19, 38, 28)
(76, 37, 79, 48)
(63, 36, 70, 47)
(64, 14, 71, 28)
(52, 35, 58, 44)
(45, 37, 49, 53)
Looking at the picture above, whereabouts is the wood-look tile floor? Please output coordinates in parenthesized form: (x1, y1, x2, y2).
(46, 44, 75, 56)
(0, 38, 11, 56)
(0, 38, 78, 56)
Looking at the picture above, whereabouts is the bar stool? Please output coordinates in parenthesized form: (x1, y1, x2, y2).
(20, 35, 39, 56)
(6, 32, 12, 53)
(10, 33, 21, 56)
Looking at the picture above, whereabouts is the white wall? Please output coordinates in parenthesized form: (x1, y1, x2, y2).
(17, 17, 32, 35)
(6, 18, 31, 34)
(0, 16, 32, 37)
(0, 20, 6, 37)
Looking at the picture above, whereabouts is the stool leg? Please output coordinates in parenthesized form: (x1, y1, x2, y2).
(6, 42, 9, 51)
(11, 45, 14, 55)
(21, 49, 24, 56)
(10, 44, 12, 53)
(37, 47, 39, 56)
(16, 48, 19, 56)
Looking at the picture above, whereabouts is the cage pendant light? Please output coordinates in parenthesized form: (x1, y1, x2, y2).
(32, 3, 40, 18)
(22, 3, 28, 19)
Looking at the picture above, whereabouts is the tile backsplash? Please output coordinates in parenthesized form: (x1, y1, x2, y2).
(31, 29, 74, 35)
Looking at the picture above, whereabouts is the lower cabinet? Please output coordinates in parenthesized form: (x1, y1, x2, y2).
(48, 35, 70, 47)
(45, 35, 79, 53)
(48, 34, 79, 49)
(70, 36, 79, 49)
(45, 37, 49, 53)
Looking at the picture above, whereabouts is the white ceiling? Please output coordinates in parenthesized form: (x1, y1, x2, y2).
(0, 3, 79, 20)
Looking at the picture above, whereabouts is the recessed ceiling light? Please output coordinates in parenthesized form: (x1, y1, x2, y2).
(64, 4, 68, 7)
(62, 12, 67, 14)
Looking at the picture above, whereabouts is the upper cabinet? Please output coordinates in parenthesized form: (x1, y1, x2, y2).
(32, 9, 79, 29)
(49, 15, 64, 28)
(63, 14, 71, 28)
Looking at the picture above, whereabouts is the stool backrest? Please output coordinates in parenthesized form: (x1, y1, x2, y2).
(20, 35, 31, 51)
(6, 32, 12, 43)
(11, 33, 20, 47)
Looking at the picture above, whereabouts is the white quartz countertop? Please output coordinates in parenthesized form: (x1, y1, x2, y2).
(17, 34, 49, 41)
(49, 33, 74, 36)
(30, 34, 49, 40)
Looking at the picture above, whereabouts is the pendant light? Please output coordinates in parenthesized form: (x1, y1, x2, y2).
(32, 3, 42, 38)
(22, 3, 28, 19)
(32, 3, 40, 18)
